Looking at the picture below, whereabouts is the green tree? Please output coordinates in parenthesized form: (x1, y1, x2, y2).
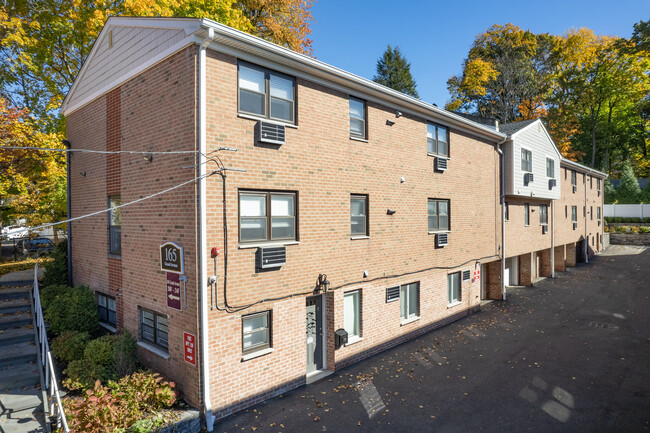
(616, 161, 642, 204)
(373, 45, 419, 98)
(603, 177, 617, 204)
(641, 179, 650, 203)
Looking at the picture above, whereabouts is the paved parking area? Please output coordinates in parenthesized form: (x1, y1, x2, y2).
(214, 247, 650, 433)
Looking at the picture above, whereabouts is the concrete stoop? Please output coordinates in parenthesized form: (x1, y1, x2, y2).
(0, 283, 48, 433)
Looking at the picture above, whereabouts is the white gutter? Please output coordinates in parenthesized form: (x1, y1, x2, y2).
(198, 27, 215, 431)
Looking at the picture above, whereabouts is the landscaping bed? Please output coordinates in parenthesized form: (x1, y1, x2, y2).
(608, 233, 650, 246)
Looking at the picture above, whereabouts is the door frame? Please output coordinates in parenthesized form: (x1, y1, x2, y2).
(306, 294, 327, 377)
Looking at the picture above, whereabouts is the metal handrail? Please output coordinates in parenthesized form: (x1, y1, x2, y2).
(32, 263, 69, 432)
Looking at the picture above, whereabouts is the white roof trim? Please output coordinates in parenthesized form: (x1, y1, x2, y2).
(560, 157, 608, 178)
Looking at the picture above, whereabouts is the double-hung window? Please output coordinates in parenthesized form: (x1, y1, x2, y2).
(540, 205, 548, 226)
(238, 63, 295, 123)
(597, 206, 601, 222)
(242, 311, 271, 355)
(428, 199, 449, 232)
(521, 149, 532, 172)
(524, 204, 530, 226)
(350, 195, 368, 237)
(349, 97, 367, 139)
(239, 191, 296, 243)
(109, 196, 121, 255)
(400, 282, 419, 322)
(427, 123, 449, 157)
(571, 170, 577, 191)
(140, 308, 168, 351)
(97, 292, 116, 327)
(546, 158, 555, 178)
(343, 291, 361, 341)
(447, 272, 461, 305)
(571, 206, 577, 224)
(597, 178, 601, 195)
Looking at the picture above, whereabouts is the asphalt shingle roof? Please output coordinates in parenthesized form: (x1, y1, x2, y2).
(499, 118, 538, 136)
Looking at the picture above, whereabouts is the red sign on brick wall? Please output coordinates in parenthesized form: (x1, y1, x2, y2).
(166, 272, 181, 311)
(184, 332, 196, 366)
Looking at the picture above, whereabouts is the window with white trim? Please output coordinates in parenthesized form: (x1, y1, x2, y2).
(140, 308, 168, 351)
(349, 97, 367, 139)
(447, 272, 461, 304)
(343, 291, 361, 340)
(546, 158, 554, 178)
(521, 149, 532, 172)
(427, 123, 449, 157)
(242, 311, 271, 355)
(238, 62, 295, 123)
(109, 196, 121, 255)
(524, 204, 530, 226)
(571, 206, 577, 223)
(540, 205, 548, 225)
(239, 191, 296, 243)
(571, 170, 577, 189)
(351, 195, 368, 236)
(597, 206, 601, 221)
(399, 282, 419, 321)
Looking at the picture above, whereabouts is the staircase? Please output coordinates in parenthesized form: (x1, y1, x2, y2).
(0, 281, 48, 433)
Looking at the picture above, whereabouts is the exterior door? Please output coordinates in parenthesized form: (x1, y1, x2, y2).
(306, 296, 323, 374)
(504, 258, 511, 287)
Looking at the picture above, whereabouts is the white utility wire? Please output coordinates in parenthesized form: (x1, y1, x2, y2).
(0, 146, 201, 155)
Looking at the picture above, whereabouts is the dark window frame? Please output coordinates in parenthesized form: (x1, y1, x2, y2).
(350, 194, 369, 237)
(242, 310, 272, 355)
(237, 61, 297, 124)
(96, 292, 117, 327)
(427, 123, 450, 157)
(139, 308, 168, 352)
(349, 96, 367, 139)
(505, 202, 509, 222)
(108, 196, 121, 255)
(238, 190, 298, 244)
(428, 199, 451, 232)
(524, 203, 530, 226)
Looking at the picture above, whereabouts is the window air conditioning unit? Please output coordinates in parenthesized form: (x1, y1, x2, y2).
(525, 173, 534, 184)
(542, 225, 548, 234)
(572, 185, 577, 193)
(573, 222, 578, 230)
(257, 246, 286, 269)
(549, 179, 557, 189)
(257, 121, 286, 145)
(435, 157, 448, 172)
(436, 233, 448, 248)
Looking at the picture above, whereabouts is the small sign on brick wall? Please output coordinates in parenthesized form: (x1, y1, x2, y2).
(160, 242, 184, 274)
(166, 272, 181, 311)
(184, 332, 196, 366)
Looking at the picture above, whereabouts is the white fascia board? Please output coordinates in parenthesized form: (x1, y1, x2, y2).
(509, 119, 563, 161)
(198, 19, 506, 143)
(560, 158, 608, 178)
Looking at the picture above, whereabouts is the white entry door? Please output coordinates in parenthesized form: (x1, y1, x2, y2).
(505, 257, 519, 286)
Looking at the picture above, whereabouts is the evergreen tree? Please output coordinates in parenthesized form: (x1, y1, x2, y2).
(604, 177, 617, 204)
(641, 179, 650, 203)
(373, 45, 419, 98)
(617, 161, 642, 203)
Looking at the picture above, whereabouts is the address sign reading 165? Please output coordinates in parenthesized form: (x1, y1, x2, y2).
(160, 242, 184, 274)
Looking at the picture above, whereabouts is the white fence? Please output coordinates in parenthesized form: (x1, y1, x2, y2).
(604, 204, 650, 219)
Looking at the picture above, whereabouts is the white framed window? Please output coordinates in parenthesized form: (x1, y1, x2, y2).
(349, 97, 366, 139)
(447, 272, 461, 304)
(428, 199, 450, 232)
(524, 204, 530, 226)
(351, 195, 368, 236)
(97, 292, 116, 327)
(238, 62, 295, 123)
(140, 308, 168, 351)
(597, 206, 601, 221)
(400, 282, 419, 322)
(242, 311, 271, 355)
(343, 291, 361, 340)
(540, 205, 548, 225)
(597, 178, 601, 194)
(571, 170, 577, 188)
(571, 206, 577, 223)
(521, 149, 532, 172)
(546, 158, 555, 178)
(239, 191, 296, 243)
(427, 123, 449, 157)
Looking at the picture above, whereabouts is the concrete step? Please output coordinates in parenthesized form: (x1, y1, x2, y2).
(0, 297, 31, 314)
(0, 403, 47, 432)
(0, 311, 33, 330)
(0, 327, 35, 345)
(0, 342, 38, 367)
(0, 288, 31, 301)
(0, 386, 43, 412)
(0, 362, 40, 390)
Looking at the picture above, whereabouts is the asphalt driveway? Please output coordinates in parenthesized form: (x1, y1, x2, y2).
(214, 246, 649, 433)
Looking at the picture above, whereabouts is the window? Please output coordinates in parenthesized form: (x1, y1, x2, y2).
(590, 206, 593, 220)
(400, 282, 419, 321)
(524, 204, 530, 226)
(349, 97, 366, 139)
(239, 191, 296, 243)
(540, 205, 548, 225)
(565, 205, 568, 219)
(505, 202, 509, 221)
(238, 63, 295, 123)
(583, 206, 585, 217)
(597, 207, 601, 221)
(546, 158, 555, 178)
(447, 272, 461, 304)
(571, 206, 577, 223)
(351, 195, 368, 237)
(521, 149, 532, 172)
(428, 199, 450, 232)
(597, 178, 601, 193)
(242, 311, 271, 355)
(590, 176, 593, 189)
(97, 293, 116, 327)
(343, 291, 361, 340)
(427, 123, 449, 157)
(571, 170, 577, 188)
(109, 196, 121, 255)
(140, 309, 168, 351)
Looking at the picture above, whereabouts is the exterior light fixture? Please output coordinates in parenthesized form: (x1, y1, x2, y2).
(396, 111, 403, 118)
(386, 119, 395, 126)
(317, 274, 330, 292)
(387, 209, 396, 215)
(144, 153, 154, 163)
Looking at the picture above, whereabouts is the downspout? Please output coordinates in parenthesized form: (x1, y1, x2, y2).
(550, 200, 555, 278)
(584, 172, 588, 264)
(63, 139, 73, 286)
(198, 27, 215, 431)
(495, 134, 507, 300)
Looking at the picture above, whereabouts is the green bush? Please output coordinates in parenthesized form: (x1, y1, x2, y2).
(39, 284, 73, 312)
(41, 239, 68, 288)
(63, 332, 139, 391)
(52, 331, 90, 363)
(44, 285, 99, 335)
(639, 226, 650, 233)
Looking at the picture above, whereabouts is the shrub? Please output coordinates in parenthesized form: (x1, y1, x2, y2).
(630, 226, 640, 234)
(52, 331, 90, 363)
(109, 372, 176, 412)
(41, 239, 68, 288)
(639, 226, 650, 233)
(44, 285, 99, 335)
(39, 284, 73, 312)
(64, 332, 138, 391)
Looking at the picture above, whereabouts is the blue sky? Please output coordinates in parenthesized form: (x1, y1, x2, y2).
(309, 0, 649, 107)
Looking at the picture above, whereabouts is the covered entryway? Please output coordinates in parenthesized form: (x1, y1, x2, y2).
(306, 295, 325, 375)
(504, 257, 519, 286)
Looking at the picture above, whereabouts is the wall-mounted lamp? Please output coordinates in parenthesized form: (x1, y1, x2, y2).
(143, 153, 154, 163)
(387, 209, 396, 215)
(79, 171, 86, 177)
(386, 119, 395, 126)
(396, 111, 403, 118)
(317, 274, 330, 292)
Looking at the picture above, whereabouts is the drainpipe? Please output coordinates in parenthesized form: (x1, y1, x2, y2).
(63, 139, 73, 286)
(198, 27, 215, 432)
(550, 200, 555, 278)
(495, 135, 507, 300)
(584, 173, 588, 264)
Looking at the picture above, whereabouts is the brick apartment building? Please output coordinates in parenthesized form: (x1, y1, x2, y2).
(61, 17, 605, 428)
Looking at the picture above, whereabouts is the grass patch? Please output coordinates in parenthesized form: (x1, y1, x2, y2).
(0, 257, 52, 277)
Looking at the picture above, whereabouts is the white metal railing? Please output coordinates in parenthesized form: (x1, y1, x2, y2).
(32, 262, 69, 432)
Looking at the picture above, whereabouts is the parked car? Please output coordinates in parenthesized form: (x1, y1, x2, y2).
(15, 238, 55, 257)
(1, 225, 29, 240)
